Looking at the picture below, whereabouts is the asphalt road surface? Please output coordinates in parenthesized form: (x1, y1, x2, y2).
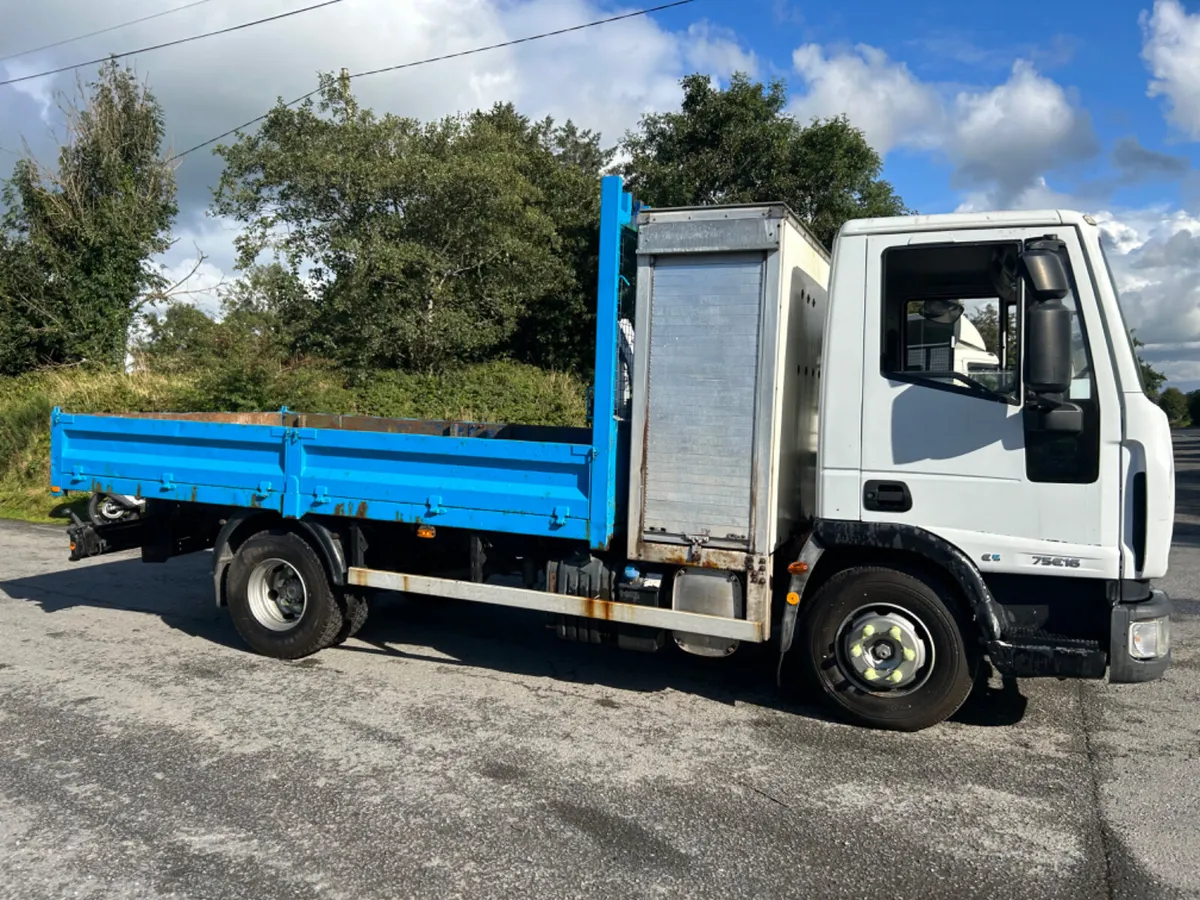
(1, 444, 1199, 899)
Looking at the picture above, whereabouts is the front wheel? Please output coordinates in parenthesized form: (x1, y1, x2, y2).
(797, 566, 978, 731)
(226, 530, 345, 659)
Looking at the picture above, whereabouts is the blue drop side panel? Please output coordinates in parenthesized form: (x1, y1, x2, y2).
(589, 174, 633, 550)
(47, 176, 637, 549)
(50, 412, 593, 542)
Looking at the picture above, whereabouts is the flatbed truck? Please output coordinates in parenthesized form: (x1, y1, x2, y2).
(52, 175, 1175, 730)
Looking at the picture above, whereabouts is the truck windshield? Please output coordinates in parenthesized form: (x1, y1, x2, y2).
(1097, 235, 1146, 393)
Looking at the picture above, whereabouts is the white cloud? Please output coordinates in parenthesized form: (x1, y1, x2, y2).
(953, 176, 1080, 214)
(2, 0, 732, 216)
(1093, 208, 1200, 348)
(788, 44, 1097, 207)
(789, 43, 942, 154)
(1141, 0, 1200, 140)
(682, 22, 758, 82)
(0, 59, 58, 125)
(948, 61, 1097, 202)
(156, 257, 227, 318)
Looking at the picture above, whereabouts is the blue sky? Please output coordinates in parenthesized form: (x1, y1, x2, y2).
(3, 0, 1200, 386)
(693, 0, 1195, 214)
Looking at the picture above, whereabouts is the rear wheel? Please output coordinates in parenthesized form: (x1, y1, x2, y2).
(227, 530, 344, 659)
(333, 590, 370, 644)
(798, 565, 978, 731)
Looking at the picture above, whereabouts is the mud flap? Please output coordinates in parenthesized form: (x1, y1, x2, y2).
(776, 534, 825, 684)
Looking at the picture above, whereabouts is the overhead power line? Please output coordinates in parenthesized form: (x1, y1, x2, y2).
(0, 0, 349, 88)
(0, 0, 223, 65)
(168, 0, 699, 163)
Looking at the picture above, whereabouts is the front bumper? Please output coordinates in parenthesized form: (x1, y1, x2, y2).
(1109, 589, 1173, 683)
(986, 585, 1172, 681)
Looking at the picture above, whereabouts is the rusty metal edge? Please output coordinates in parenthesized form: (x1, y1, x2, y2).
(347, 567, 764, 643)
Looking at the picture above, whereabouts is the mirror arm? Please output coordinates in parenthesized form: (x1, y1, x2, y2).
(1024, 390, 1065, 411)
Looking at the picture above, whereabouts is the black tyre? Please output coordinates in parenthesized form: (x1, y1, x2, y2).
(226, 530, 344, 659)
(797, 565, 978, 731)
(333, 590, 370, 645)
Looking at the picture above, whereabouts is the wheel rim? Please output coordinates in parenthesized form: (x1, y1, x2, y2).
(246, 558, 308, 632)
(98, 497, 127, 521)
(835, 603, 934, 695)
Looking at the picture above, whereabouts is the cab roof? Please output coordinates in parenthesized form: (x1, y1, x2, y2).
(839, 209, 1095, 237)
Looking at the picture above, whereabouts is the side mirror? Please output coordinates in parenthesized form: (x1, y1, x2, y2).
(1026, 299, 1073, 394)
(1021, 248, 1070, 302)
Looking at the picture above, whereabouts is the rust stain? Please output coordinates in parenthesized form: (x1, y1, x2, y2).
(190, 486, 198, 503)
(662, 550, 722, 570)
(355, 501, 368, 519)
(333, 503, 345, 517)
(135, 484, 142, 499)
(348, 568, 369, 587)
(249, 495, 262, 508)
(581, 596, 614, 621)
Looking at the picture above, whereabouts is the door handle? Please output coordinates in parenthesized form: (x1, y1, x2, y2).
(864, 480, 912, 513)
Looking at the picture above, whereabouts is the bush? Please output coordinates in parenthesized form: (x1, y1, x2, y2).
(356, 361, 588, 425)
(1159, 387, 1188, 424)
(0, 361, 589, 522)
(0, 369, 195, 521)
(1187, 390, 1200, 429)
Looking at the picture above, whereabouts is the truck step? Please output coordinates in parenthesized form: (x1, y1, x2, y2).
(988, 629, 1106, 680)
(1000, 627, 1101, 651)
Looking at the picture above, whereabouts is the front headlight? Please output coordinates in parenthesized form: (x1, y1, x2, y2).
(1129, 618, 1169, 660)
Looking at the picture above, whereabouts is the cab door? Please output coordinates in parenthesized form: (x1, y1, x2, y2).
(857, 227, 1121, 578)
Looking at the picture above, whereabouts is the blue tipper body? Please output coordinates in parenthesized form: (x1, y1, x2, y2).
(49, 176, 638, 552)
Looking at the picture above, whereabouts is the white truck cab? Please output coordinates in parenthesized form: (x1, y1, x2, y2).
(782, 209, 1174, 727)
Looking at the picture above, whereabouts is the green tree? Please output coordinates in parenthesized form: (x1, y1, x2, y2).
(137, 302, 219, 373)
(1131, 332, 1166, 399)
(1187, 390, 1200, 427)
(621, 73, 909, 248)
(216, 262, 312, 355)
(213, 73, 600, 375)
(968, 304, 999, 351)
(1159, 386, 1187, 423)
(464, 105, 612, 372)
(0, 60, 177, 374)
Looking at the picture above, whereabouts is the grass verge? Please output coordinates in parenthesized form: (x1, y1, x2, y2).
(0, 363, 588, 523)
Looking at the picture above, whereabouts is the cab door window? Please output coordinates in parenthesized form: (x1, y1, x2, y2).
(881, 242, 1022, 404)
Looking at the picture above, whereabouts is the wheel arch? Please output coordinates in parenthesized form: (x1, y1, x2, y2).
(212, 511, 346, 608)
(780, 520, 1005, 663)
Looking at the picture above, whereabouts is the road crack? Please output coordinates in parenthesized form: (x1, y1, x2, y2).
(1078, 681, 1116, 900)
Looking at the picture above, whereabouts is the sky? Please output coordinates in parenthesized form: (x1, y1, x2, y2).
(2, 0, 1200, 387)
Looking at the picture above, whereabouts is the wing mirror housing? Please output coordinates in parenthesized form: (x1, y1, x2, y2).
(1021, 244, 1081, 434)
(1022, 245, 1073, 395)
